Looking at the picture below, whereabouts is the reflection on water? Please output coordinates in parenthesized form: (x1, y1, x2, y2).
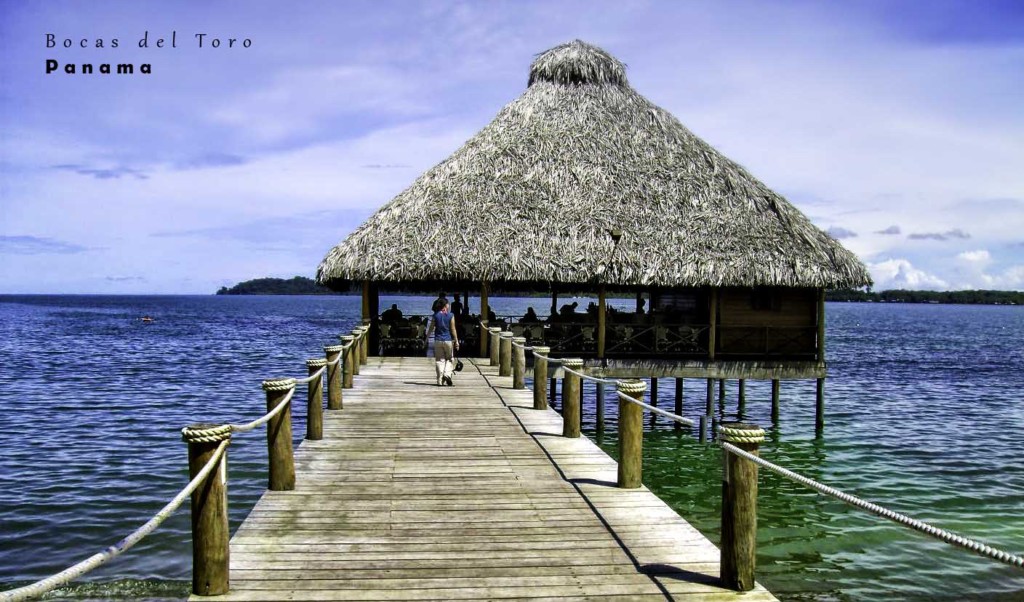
(0, 296, 1022, 600)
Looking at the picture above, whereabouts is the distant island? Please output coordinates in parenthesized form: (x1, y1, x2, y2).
(216, 276, 337, 295)
(216, 277, 1021, 305)
(826, 288, 1021, 305)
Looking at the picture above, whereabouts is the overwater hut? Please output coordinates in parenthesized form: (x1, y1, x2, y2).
(317, 40, 869, 405)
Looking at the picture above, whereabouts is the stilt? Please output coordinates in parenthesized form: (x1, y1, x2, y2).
(815, 378, 825, 434)
(771, 379, 780, 424)
(674, 378, 683, 430)
(705, 378, 713, 416)
(737, 379, 746, 417)
(596, 382, 606, 433)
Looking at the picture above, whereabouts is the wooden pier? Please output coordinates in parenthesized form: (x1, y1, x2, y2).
(212, 357, 776, 601)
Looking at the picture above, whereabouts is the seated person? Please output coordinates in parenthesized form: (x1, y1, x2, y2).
(381, 303, 403, 322)
(520, 307, 539, 323)
(559, 301, 579, 319)
(487, 307, 497, 322)
(451, 294, 464, 316)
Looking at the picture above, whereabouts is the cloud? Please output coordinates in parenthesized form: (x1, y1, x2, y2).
(0, 235, 89, 255)
(361, 164, 413, 169)
(175, 153, 248, 170)
(908, 228, 971, 241)
(951, 249, 1024, 289)
(875, 225, 901, 235)
(869, 258, 948, 290)
(51, 164, 149, 180)
(827, 226, 857, 239)
(956, 249, 991, 264)
(105, 276, 146, 282)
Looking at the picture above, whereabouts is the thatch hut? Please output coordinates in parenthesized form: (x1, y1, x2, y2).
(318, 40, 869, 381)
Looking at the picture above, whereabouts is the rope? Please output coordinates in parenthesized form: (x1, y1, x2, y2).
(0, 439, 230, 602)
(614, 389, 697, 426)
(530, 349, 564, 366)
(228, 387, 295, 433)
(292, 365, 326, 385)
(510, 339, 533, 351)
(561, 365, 617, 385)
(720, 442, 1024, 570)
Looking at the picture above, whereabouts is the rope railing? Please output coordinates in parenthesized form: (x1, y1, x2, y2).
(228, 385, 296, 433)
(0, 439, 230, 602)
(1, 325, 368, 601)
(719, 439, 1024, 570)
(615, 388, 696, 427)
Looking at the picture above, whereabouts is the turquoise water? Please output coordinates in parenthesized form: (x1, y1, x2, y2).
(0, 295, 1021, 600)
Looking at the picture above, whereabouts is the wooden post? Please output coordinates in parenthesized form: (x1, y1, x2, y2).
(705, 378, 714, 416)
(359, 325, 369, 365)
(479, 282, 490, 358)
(324, 344, 343, 410)
(532, 346, 550, 410)
(182, 424, 230, 596)
(305, 359, 325, 440)
(550, 377, 557, 407)
(488, 327, 501, 367)
(699, 414, 708, 443)
(262, 378, 296, 491)
(561, 358, 584, 438)
(738, 379, 746, 417)
(597, 285, 606, 359)
(709, 288, 718, 360)
(512, 336, 527, 389)
(499, 332, 513, 377)
(816, 288, 826, 365)
(550, 291, 557, 318)
(650, 377, 658, 406)
(720, 422, 765, 591)
(771, 380, 780, 424)
(596, 381, 606, 432)
(350, 329, 362, 375)
(675, 378, 683, 419)
(361, 280, 370, 323)
(339, 335, 355, 389)
(369, 282, 380, 357)
(616, 379, 647, 488)
(816, 378, 825, 433)
(719, 379, 726, 403)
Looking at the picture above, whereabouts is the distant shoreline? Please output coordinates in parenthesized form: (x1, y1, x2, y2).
(212, 277, 1022, 306)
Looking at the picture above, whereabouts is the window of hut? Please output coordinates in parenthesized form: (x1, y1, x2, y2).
(751, 289, 781, 311)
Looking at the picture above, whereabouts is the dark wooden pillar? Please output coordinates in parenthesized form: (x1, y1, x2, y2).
(597, 285, 606, 359)
(368, 282, 380, 356)
(479, 282, 490, 358)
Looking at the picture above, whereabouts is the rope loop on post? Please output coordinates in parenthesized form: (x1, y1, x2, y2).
(561, 358, 584, 370)
(499, 331, 513, 339)
(323, 344, 345, 365)
(719, 425, 766, 444)
(261, 378, 296, 392)
(531, 345, 550, 356)
(616, 379, 647, 394)
(181, 424, 232, 444)
(306, 358, 327, 369)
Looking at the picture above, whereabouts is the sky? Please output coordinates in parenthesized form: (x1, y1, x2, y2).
(1, 0, 1022, 294)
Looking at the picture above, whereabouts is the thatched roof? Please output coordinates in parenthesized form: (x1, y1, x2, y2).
(317, 40, 871, 291)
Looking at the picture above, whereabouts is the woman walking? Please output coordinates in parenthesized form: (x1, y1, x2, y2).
(426, 299, 459, 386)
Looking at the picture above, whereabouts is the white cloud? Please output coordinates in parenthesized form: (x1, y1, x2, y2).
(956, 249, 991, 264)
(869, 259, 948, 291)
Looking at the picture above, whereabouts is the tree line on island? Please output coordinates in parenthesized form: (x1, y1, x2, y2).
(216, 277, 1022, 305)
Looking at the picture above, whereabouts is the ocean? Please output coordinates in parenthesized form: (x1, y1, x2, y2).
(0, 295, 1021, 600)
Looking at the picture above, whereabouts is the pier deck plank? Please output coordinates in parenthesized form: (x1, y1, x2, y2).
(207, 357, 776, 601)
